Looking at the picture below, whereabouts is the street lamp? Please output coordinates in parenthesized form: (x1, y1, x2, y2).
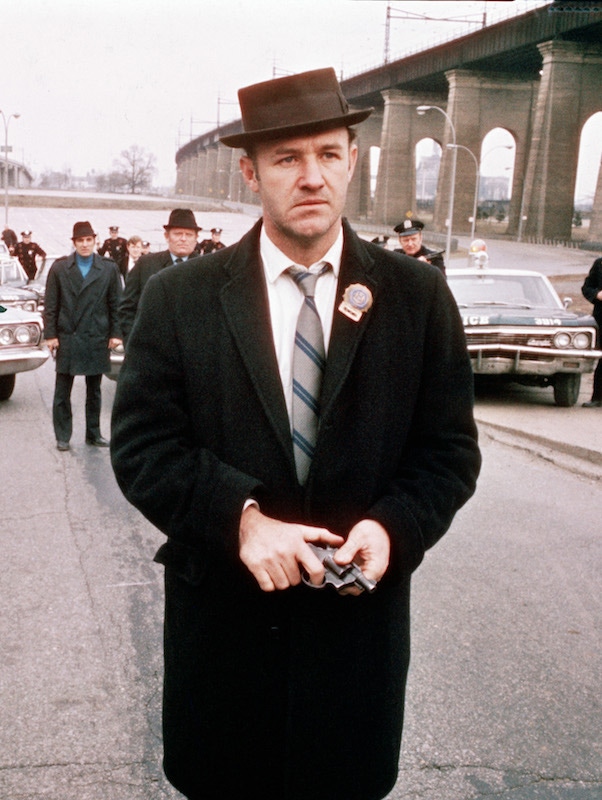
(447, 143, 479, 242)
(417, 105, 456, 265)
(0, 110, 21, 227)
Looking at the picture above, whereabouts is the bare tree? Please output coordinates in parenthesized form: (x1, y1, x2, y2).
(114, 145, 156, 194)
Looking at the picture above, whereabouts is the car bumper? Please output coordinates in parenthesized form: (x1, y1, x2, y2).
(466, 344, 602, 376)
(0, 347, 50, 375)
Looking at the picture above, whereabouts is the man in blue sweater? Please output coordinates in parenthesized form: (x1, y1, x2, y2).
(44, 221, 122, 451)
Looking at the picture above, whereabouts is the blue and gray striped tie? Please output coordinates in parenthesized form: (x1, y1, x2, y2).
(288, 263, 331, 484)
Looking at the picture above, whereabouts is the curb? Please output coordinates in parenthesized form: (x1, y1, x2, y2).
(476, 418, 602, 481)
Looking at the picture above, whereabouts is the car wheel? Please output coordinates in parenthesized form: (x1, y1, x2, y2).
(0, 373, 16, 401)
(553, 373, 581, 407)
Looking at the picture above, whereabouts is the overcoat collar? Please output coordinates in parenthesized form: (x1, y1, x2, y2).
(218, 218, 377, 480)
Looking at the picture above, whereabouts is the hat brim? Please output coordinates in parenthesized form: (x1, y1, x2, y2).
(163, 224, 203, 232)
(394, 226, 423, 236)
(220, 107, 373, 149)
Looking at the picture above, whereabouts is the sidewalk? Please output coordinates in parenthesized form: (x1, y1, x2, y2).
(474, 373, 602, 480)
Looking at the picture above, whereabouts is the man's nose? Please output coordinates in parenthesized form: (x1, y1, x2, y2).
(298, 156, 325, 188)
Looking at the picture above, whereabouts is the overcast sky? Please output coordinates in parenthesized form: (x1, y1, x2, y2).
(2, 0, 599, 200)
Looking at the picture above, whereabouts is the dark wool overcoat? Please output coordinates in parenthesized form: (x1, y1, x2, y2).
(119, 249, 176, 340)
(110, 220, 481, 800)
(582, 256, 602, 330)
(43, 253, 121, 375)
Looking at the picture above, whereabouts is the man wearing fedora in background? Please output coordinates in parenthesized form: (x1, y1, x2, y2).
(394, 215, 446, 275)
(119, 207, 201, 341)
(111, 68, 480, 800)
(44, 221, 122, 451)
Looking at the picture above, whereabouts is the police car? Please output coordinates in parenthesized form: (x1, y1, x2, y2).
(447, 241, 602, 407)
(0, 304, 49, 400)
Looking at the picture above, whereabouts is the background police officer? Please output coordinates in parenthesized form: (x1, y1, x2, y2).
(394, 217, 445, 275)
(14, 230, 46, 280)
(98, 225, 128, 262)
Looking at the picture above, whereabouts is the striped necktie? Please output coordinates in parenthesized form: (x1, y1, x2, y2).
(288, 263, 331, 484)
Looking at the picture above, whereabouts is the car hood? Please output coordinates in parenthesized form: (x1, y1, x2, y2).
(457, 305, 597, 327)
(0, 286, 38, 302)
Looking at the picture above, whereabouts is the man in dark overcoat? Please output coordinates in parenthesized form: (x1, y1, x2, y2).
(110, 69, 481, 800)
(119, 208, 201, 340)
(44, 221, 122, 450)
(581, 255, 602, 407)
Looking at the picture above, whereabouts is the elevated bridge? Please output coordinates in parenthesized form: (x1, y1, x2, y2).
(176, 3, 602, 243)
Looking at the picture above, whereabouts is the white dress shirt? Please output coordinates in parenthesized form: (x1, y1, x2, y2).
(259, 225, 343, 425)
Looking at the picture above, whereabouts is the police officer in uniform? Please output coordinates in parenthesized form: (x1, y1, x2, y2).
(99, 226, 128, 263)
(198, 227, 226, 255)
(394, 217, 445, 275)
(14, 230, 46, 280)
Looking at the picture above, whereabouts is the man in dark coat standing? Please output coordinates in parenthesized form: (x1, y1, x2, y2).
(581, 255, 602, 407)
(111, 69, 481, 800)
(44, 221, 122, 451)
(119, 208, 201, 340)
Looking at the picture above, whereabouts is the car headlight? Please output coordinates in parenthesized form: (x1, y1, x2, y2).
(553, 331, 572, 349)
(15, 325, 34, 344)
(0, 327, 13, 345)
(573, 332, 591, 349)
(23, 300, 38, 312)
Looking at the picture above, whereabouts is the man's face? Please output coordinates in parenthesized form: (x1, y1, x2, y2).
(23, 235, 31, 243)
(164, 227, 198, 257)
(240, 127, 357, 255)
(74, 236, 96, 257)
(211, 231, 221, 243)
(398, 232, 422, 256)
(110, 230, 119, 239)
(127, 241, 143, 260)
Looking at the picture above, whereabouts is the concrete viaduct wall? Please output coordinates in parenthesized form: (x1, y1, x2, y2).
(175, 7, 602, 243)
(0, 160, 33, 190)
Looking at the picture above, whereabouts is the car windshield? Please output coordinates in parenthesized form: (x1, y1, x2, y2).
(0, 261, 26, 285)
(448, 273, 562, 310)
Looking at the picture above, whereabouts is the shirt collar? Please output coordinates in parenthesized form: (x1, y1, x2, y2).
(260, 224, 343, 284)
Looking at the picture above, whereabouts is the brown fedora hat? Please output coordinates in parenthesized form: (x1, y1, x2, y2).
(163, 208, 202, 231)
(220, 67, 373, 149)
(72, 220, 96, 240)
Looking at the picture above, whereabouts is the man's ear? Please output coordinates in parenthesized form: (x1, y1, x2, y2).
(240, 156, 260, 194)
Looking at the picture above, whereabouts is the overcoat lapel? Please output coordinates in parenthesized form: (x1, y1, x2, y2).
(219, 226, 295, 468)
(319, 221, 377, 420)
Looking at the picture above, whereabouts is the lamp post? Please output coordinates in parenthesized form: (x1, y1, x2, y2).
(0, 110, 20, 227)
(417, 105, 456, 265)
(447, 143, 479, 242)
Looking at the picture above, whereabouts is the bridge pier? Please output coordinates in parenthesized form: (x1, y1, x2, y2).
(522, 40, 602, 242)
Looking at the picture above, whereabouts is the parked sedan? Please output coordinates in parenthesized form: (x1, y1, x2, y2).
(447, 266, 602, 407)
(0, 304, 50, 400)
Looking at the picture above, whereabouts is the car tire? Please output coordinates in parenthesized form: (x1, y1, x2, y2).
(0, 373, 16, 401)
(553, 373, 581, 407)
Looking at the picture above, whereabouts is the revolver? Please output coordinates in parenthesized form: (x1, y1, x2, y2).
(302, 543, 377, 594)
